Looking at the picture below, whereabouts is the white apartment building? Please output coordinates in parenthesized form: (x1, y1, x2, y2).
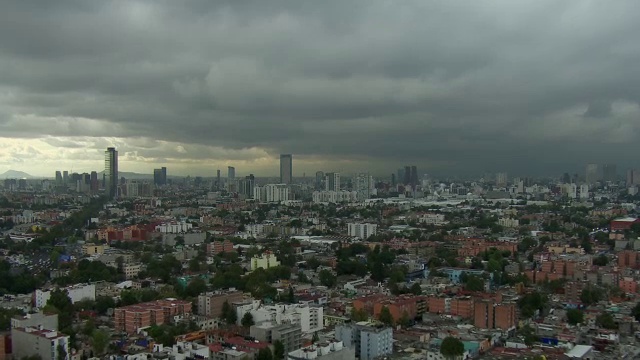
(417, 213, 446, 225)
(579, 184, 590, 199)
(498, 218, 520, 228)
(287, 340, 355, 360)
(12, 327, 70, 360)
(353, 173, 373, 201)
(312, 191, 357, 204)
(347, 223, 377, 239)
(250, 252, 281, 271)
(124, 263, 143, 279)
(155, 221, 193, 233)
(236, 301, 324, 334)
(254, 184, 290, 203)
(35, 284, 96, 309)
(245, 223, 266, 237)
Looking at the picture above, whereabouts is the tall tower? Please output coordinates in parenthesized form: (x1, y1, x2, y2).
(228, 166, 235, 180)
(325, 172, 341, 191)
(585, 164, 599, 185)
(280, 154, 293, 184)
(105, 147, 118, 199)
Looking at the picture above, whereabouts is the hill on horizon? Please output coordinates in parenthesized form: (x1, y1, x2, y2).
(0, 170, 36, 179)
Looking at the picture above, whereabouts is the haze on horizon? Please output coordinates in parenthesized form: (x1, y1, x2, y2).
(1, 1, 640, 178)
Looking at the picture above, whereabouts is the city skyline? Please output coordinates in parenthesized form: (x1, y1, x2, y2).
(1, 1, 640, 177)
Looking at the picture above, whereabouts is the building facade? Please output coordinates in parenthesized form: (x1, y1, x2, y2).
(280, 154, 293, 184)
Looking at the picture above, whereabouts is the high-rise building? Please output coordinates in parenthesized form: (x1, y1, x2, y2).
(62, 171, 69, 185)
(495, 172, 508, 187)
(240, 174, 255, 197)
(216, 169, 221, 190)
(90, 171, 98, 192)
(397, 168, 405, 185)
(404, 166, 411, 185)
(585, 163, 599, 185)
(228, 166, 235, 180)
(410, 165, 418, 188)
(280, 154, 293, 184)
(55, 171, 62, 184)
(353, 173, 372, 201)
(153, 167, 167, 186)
(325, 172, 340, 191)
(627, 169, 640, 186)
(105, 147, 118, 199)
(315, 171, 325, 190)
(602, 163, 617, 182)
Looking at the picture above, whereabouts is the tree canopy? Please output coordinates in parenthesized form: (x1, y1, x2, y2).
(440, 336, 464, 359)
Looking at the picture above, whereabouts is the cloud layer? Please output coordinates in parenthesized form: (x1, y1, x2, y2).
(1, 0, 639, 177)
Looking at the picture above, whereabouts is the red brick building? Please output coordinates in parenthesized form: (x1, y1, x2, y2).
(114, 299, 192, 334)
(208, 239, 234, 255)
(474, 301, 516, 330)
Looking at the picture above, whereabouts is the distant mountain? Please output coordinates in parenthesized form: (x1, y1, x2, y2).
(98, 171, 153, 180)
(0, 170, 35, 179)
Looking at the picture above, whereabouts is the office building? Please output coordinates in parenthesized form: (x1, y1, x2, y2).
(348, 223, 377, 239)
(335, 322, 393, 360)
(325, 172, 340, 191)
(90, 171, 98, 192)
(252, 322, 303, 355)
(495, 172, 508, 187)
(280, 154, 293, 184)
(353, 173, 373, 201)
(115, 299, 192, 334)
(216, 169, 221, 190)
(105, 147, 118, 198)
(239, 174, 255, 197)
(153, 167, 167, 186)
(403, 166, 411, 185)
(602, 164, 617, 182)
(55, 171, 62, 184)
(627, 169, 640, 186)
(12, 327, 70, 360)
(410, 165, 418, 187)
(197, 291, 245, 317)
(585, 163, 599, 185)
(62, 171, 69, 185)
(228, 166, 236, 180)
(315, 171, 325, 190)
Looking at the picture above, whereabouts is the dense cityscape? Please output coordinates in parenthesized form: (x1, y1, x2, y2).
(0, 148, 640, 360)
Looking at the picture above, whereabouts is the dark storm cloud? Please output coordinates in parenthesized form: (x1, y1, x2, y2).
(1, 0, 640, 176)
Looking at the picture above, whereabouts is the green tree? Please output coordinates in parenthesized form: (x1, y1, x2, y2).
(318, 269, 337, 288)
(440, 336, 464, 359)
(56, 344, 67, 360)
(595, 313, 617, 329)
(256, 347, 273, 360)
(632, 302, 640, 321)
(95, 295, 116, 315)
(378, 306, 393, 325)
(82, 318, 96, 336)
(566, 309, 584, 325)
(185, 277, 207, 298)
(410, 282, 422, 295)
(91, 330, 110, 355)
(350, 307, 369, 322)
(45, 288, 74, 333)
(242, 312, 255, 328)
(592, 254, 609, 266)
(580, 287, 603, 306)
(464, 275, 485, 292)
(287, 287, 295, 303)
(273, 340, 285, 360)
(221, 300, 237, 324)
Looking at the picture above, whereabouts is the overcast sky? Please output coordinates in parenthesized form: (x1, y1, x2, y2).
(1, 0, 639, 178)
